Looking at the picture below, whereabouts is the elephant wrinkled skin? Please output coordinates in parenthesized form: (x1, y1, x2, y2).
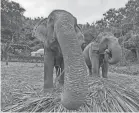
(83, 34, 122, 78)
(33, 15, 85, 85)
(53, 24, 85, 85)
(33, 10, 88, 110)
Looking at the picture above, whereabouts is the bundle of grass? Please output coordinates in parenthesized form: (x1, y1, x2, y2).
(3, 77, 139, 112)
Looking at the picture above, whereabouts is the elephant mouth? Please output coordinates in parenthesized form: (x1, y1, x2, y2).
(105, 49, 112, 60)
(108, 51, 112, 58)
(81, 43, 87, 50)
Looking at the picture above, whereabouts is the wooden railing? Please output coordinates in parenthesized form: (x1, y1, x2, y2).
(2, 55, 44, 63)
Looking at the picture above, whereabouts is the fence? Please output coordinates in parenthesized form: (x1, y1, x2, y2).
(2, 55, 44, 63)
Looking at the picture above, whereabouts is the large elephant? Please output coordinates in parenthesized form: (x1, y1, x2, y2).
(34, 16, 85, 86)
(33, 10, 88, 110)
(83, 33, 122, 78)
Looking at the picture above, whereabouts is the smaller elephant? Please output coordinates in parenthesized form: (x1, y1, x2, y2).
(83, 41, 100, 77)
(83, 34, 122, 78)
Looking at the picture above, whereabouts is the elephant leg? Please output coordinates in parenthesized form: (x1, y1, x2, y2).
(102, 61, 108, 78)
(89, 50, 100, 77)
(88, 65, 92, 76)
(99, 54, 104, 77)
(101, 53, 109, 78)
(57, 67, 60, 77)
(58, 59, 64, 85)
(44, 46, 54, 92)
(55, 66, 59, 77)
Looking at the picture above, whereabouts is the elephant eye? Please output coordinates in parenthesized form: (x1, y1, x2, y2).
(109, 51, 112, 58)
(51, 38, 55, 42)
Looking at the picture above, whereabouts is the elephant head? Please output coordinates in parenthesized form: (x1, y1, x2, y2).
(33, 10, 88, 110)
(33, 18, 85, 51)
(99, 35, 122, 64)
(33, 18, 48, 42)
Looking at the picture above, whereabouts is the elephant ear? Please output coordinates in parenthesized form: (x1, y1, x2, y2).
(46, 16, 57, 46)
(32, 18, 48, 42)
(33, 17, 56, 45)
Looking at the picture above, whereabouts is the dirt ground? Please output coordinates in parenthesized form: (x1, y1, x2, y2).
(1, 62, 139, 110)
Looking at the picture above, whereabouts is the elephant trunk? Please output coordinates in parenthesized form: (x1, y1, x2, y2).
(56, 20, 88, 110)
(107, 42, 122, 64)
(99, 36, 122, 65)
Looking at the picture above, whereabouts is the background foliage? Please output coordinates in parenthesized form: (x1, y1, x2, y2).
(1, 0, 139, 64)
(80, 0, 139, 65)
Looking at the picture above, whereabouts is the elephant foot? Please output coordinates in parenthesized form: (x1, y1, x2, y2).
(92, 73, 100, 78)
(54, 80, 64, 88)
(89, 74, 93, 77)
(90, 74, 99, 78)
(102, 74, 108, 78)
(58, 80, 64, 85)
(44, 80, 54, 94)
(57, 82, 64, 90)
(89, 71, 92, 76)
(43, 88, 54, 95)
(44, 81, 54, 91)
(58, 73, 64, 86)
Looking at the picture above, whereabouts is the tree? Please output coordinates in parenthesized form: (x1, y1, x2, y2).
(1, 0, 26, 43)
(124, 33, 139, 62)
(1, 0, 26, 64)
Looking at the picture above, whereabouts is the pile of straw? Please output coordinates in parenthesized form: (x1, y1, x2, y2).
(3, 77, 139, 112)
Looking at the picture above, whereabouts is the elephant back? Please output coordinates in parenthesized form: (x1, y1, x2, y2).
(96, 32, 114, 43)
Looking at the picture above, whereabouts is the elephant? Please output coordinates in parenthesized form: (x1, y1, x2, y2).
(34, 18, 85, 86)
(83, 33, 122, 78)
(33, 10, 88, 110)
